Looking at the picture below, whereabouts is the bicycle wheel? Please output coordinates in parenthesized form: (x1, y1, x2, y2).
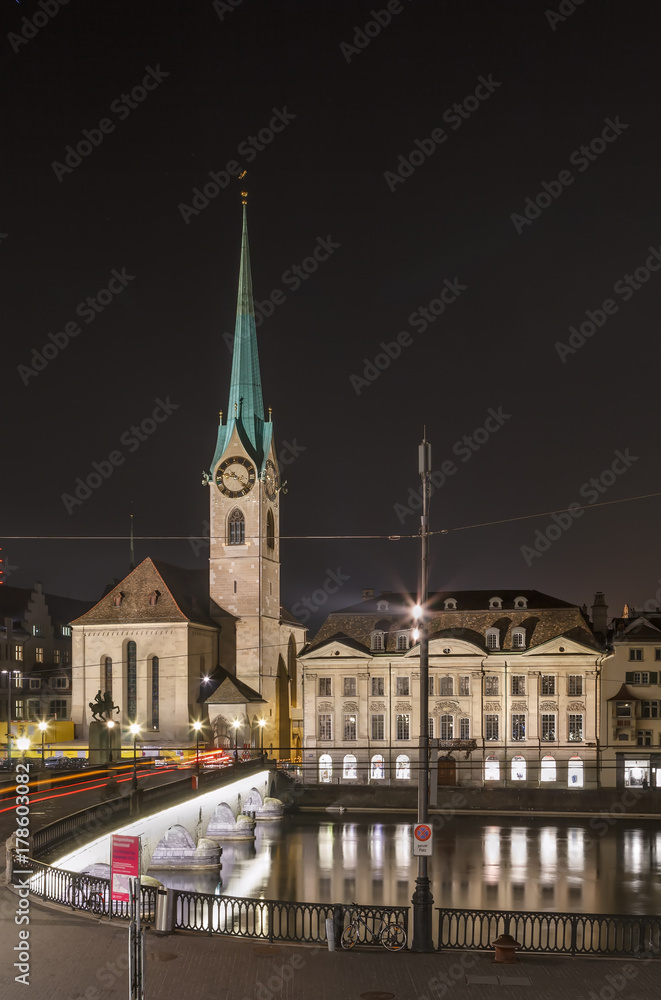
(380, 924, 407, 951)
(89, 891, 105, 915)
(341, 924, 358, 950)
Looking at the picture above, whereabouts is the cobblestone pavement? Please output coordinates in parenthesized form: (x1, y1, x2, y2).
(0, 886, 659, 1000)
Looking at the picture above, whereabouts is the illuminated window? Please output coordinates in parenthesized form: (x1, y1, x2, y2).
(343, 754, 357, 779)
(511, 714, 526, 741)
(568, 714, 583, 742)
(319, 754, 332, 782)
(541, 714, 556, 741)
(485, 756, 500, 780)
(395, 754, 410, 779)
(343, 714, 357, 740)
(484, 675, 499, 696)
(541, 675, 555, 695)
(511, 630, 525, 649)
(541, 755, 556, 781)
(511, 755, 526, 781)
(568, 756, 583, 787)
(370, 754, 385, 779)
(440, 715, 454, 740)
(14, 645, 23, 662)
(53, 650, 61, 664)
(127, 641, 137, 720)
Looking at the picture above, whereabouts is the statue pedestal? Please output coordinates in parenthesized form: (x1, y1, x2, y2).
(89, 720, 121, 766)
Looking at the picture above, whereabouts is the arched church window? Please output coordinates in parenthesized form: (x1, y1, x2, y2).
(266, 509, 275, 550)
(127, 641, 137, 721)
(228, 508, 245, 545)
(151, 656, 159, 731)
(104, 657, 112, 696)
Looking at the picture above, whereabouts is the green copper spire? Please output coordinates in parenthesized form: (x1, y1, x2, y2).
(210, 199, 273, 475)
(228, 204, 264, 429)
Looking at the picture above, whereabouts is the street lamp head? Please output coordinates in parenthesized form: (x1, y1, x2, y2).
(128, 723, 140, 737)
(16, 737, 30, 751)
(192, 720, 202, 732)
(107, 719, 115, 729)
(232, 719, 240, 730)
(38, 721, 48, 732)
(413, 603, 422, 620)
(257, 719, 266, 728)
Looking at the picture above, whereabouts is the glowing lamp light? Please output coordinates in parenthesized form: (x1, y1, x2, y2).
(16, 737, 30, 751)
(37, 721, 48, 733)
(107, 720, 115, 729)
(129, 723, 140, 737)
(413, 603, 422, 620)
(257, 719, 266, 728)
(412, 628, 420, 642)
(232, 720, 240, 730)
(192, 720, 202, 732)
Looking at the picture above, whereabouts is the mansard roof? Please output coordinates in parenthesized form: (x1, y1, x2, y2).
(307, 589, 602, 653)
(70, 557, 229, 630)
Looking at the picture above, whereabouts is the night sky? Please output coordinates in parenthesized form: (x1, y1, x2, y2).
(4, 0, 661, 631)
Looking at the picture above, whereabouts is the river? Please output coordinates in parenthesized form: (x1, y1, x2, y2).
(153, 813, 661, 914)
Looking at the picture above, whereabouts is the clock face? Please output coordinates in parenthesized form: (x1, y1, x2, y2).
(263, 459, 279, 500)
(216, 456, 256, 497)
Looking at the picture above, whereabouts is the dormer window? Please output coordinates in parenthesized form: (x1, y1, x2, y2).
(486, 628, 500, 650)
(396, 632, 409, 651)
(444, 598, 457, 610)
(113, 593, 123, 607)
(489, 597, 503, 610)
(514, 596, 528, 609)
(376, 600, 389, 612)
(371, 631, 385, 651)
(149, 590, 160, 607)
(512, 629, 526, 649)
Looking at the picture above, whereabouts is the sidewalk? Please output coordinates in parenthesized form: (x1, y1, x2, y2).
(0, 885, 658, 1000)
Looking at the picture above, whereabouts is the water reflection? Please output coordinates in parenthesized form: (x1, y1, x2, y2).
(153, 814, 661, 914)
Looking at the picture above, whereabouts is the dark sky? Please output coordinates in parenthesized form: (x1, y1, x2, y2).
(3, 0, 661, 631)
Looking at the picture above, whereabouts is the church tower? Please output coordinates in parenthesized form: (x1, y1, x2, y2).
(207, 198, 282, 698)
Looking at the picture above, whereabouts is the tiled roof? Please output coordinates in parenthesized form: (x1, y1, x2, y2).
(307, 590, 602, 653)
(71, 558, 226, 629)
(204, 667, 265, 705)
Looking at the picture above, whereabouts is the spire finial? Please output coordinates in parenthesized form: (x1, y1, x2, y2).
(239, 169, 248, 205)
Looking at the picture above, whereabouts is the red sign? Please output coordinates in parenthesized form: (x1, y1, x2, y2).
(414, 824, 432, 841)
(111, 835, 140, 902)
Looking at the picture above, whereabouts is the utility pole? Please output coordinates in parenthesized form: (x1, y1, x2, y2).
(411, 435, 434, 952)
(4, 617, 13, 762)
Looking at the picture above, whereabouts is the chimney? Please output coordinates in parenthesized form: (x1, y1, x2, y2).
(362, 589, 374, 601)
(591, 592, 608, 638)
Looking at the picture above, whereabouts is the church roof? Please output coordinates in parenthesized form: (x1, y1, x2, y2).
(210, 204, 273, 473)
(204, 666, 265, 705)
(70, 557, 228, 629)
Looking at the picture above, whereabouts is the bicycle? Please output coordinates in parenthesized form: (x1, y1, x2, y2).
(66, 877, 106, 915)
(341, 903, 407, 951)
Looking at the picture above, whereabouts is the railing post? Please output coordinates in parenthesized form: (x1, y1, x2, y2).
(571, 915, 578, 956)
(333, 905, 344, 948)
(268, 901, 274, 943)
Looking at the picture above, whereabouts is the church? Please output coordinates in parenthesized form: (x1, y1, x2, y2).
(70, 200, 306, 757)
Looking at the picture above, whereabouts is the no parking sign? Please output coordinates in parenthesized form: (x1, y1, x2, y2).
(413, 823, 433, 856)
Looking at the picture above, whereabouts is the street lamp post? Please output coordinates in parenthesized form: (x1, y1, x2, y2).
(411, 435, 434, 953)
(232, 720, 240, 762)
(2, 668, 19, 762)
(193, 721, 202, 775)
(106, 719, 115, 764)
(38, 721, 48, 768)
(258, 719, 266, 758)
(129, 724, 140, 790)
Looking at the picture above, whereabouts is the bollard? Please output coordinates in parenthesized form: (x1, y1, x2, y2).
(325, 917, 336, 952)
(492, 932, 521, 963)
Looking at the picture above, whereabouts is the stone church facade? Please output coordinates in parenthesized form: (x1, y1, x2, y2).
(70, 203, 305, 754)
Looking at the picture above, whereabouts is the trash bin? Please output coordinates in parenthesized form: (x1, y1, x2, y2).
(154, 888, 175, 935)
